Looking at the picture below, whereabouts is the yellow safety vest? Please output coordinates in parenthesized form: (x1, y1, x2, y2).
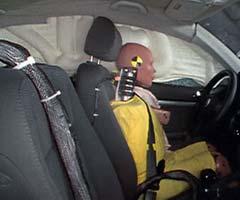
(111, 95, 216, 199)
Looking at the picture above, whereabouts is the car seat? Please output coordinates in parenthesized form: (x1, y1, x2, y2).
(0, 64, 127, 200)
(75, 16, 138, 200)
(74, 16, 211, 200)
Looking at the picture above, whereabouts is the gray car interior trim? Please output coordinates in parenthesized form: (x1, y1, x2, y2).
(165, 0, 239, 22)
(0, 0, 195, 41)
(110, 1, 148, 15)
(1, 0, 238, 23)
(158, 100, 197, 107)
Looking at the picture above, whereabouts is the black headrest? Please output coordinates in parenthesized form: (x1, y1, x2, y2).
(84, 16, 122, 61)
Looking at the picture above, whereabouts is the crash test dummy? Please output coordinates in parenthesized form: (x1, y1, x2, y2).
(111, 43, 231, 199)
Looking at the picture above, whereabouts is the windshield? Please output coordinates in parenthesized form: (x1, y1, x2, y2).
(200, 1, 240, 58)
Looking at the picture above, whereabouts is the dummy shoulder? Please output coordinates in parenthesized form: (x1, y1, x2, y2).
(111, 95, 144, 109)
(111, 95, 148, 121)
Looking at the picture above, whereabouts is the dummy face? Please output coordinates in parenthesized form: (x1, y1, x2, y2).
(117, 43, 156, 88)
(136, 49, 155, 88)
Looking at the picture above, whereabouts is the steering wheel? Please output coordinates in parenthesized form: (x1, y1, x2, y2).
(196, 70, 238, 128)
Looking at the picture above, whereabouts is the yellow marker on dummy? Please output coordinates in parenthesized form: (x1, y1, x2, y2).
(131, 56, 143, 68)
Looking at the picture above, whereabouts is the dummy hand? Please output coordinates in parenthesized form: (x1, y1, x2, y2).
(152, 108, 171, 125)
(207, 143, 232, 177)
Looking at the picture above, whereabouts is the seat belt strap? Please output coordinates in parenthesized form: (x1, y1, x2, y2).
(136, 170, 200, 200)
(138, 96, 158, 200)
(146, 105, 157, 179)
(0, 40, 91, 200)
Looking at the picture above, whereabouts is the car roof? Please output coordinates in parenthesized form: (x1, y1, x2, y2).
(0, 0, 238, 25)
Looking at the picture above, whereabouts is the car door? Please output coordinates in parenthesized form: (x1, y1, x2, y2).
(150, 82, 202, 146)
(149, 0, 240, 146)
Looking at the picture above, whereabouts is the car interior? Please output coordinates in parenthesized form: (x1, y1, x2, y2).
(1, 0, 240, 199)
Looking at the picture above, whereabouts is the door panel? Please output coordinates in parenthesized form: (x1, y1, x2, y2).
(150, 83, 202, 144)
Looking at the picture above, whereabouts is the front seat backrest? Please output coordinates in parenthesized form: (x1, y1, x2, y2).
(76, 16, 138, 200)
(0, 64, 125, 200)
(0, 67, 73, 200)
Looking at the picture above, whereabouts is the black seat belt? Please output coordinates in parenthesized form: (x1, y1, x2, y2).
(139, 96, 159, 200)
(0, 40, 91, 200)
(136, 170, 200, 200)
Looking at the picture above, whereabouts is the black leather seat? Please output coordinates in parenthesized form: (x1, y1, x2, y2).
(0, 64, 126, 200)
(75, 17, 138, 200)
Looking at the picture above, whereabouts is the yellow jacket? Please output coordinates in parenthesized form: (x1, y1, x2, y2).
(111, 95, 216, 199)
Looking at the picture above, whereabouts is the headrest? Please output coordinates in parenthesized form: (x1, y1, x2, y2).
(84, 16, 122, 61)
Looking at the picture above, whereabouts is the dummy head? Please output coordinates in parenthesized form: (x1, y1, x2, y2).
(116, 43, 155, 88)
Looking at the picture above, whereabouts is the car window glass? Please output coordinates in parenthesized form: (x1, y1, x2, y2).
(160, 78, 202, 88)
(200, 1, 240, 58)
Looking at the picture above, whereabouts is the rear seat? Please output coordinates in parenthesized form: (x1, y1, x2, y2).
(0, 64, 126, 200)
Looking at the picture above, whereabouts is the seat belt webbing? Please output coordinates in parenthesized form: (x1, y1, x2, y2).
(23, 66, 91, 200)
(0, 40, 91, 200)
(146, 105, 157, 178)
(143, 100, 158, 200)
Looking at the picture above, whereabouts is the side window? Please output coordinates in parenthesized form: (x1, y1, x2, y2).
(160, 79, 202, 88)
(200, 1, 240, 58)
